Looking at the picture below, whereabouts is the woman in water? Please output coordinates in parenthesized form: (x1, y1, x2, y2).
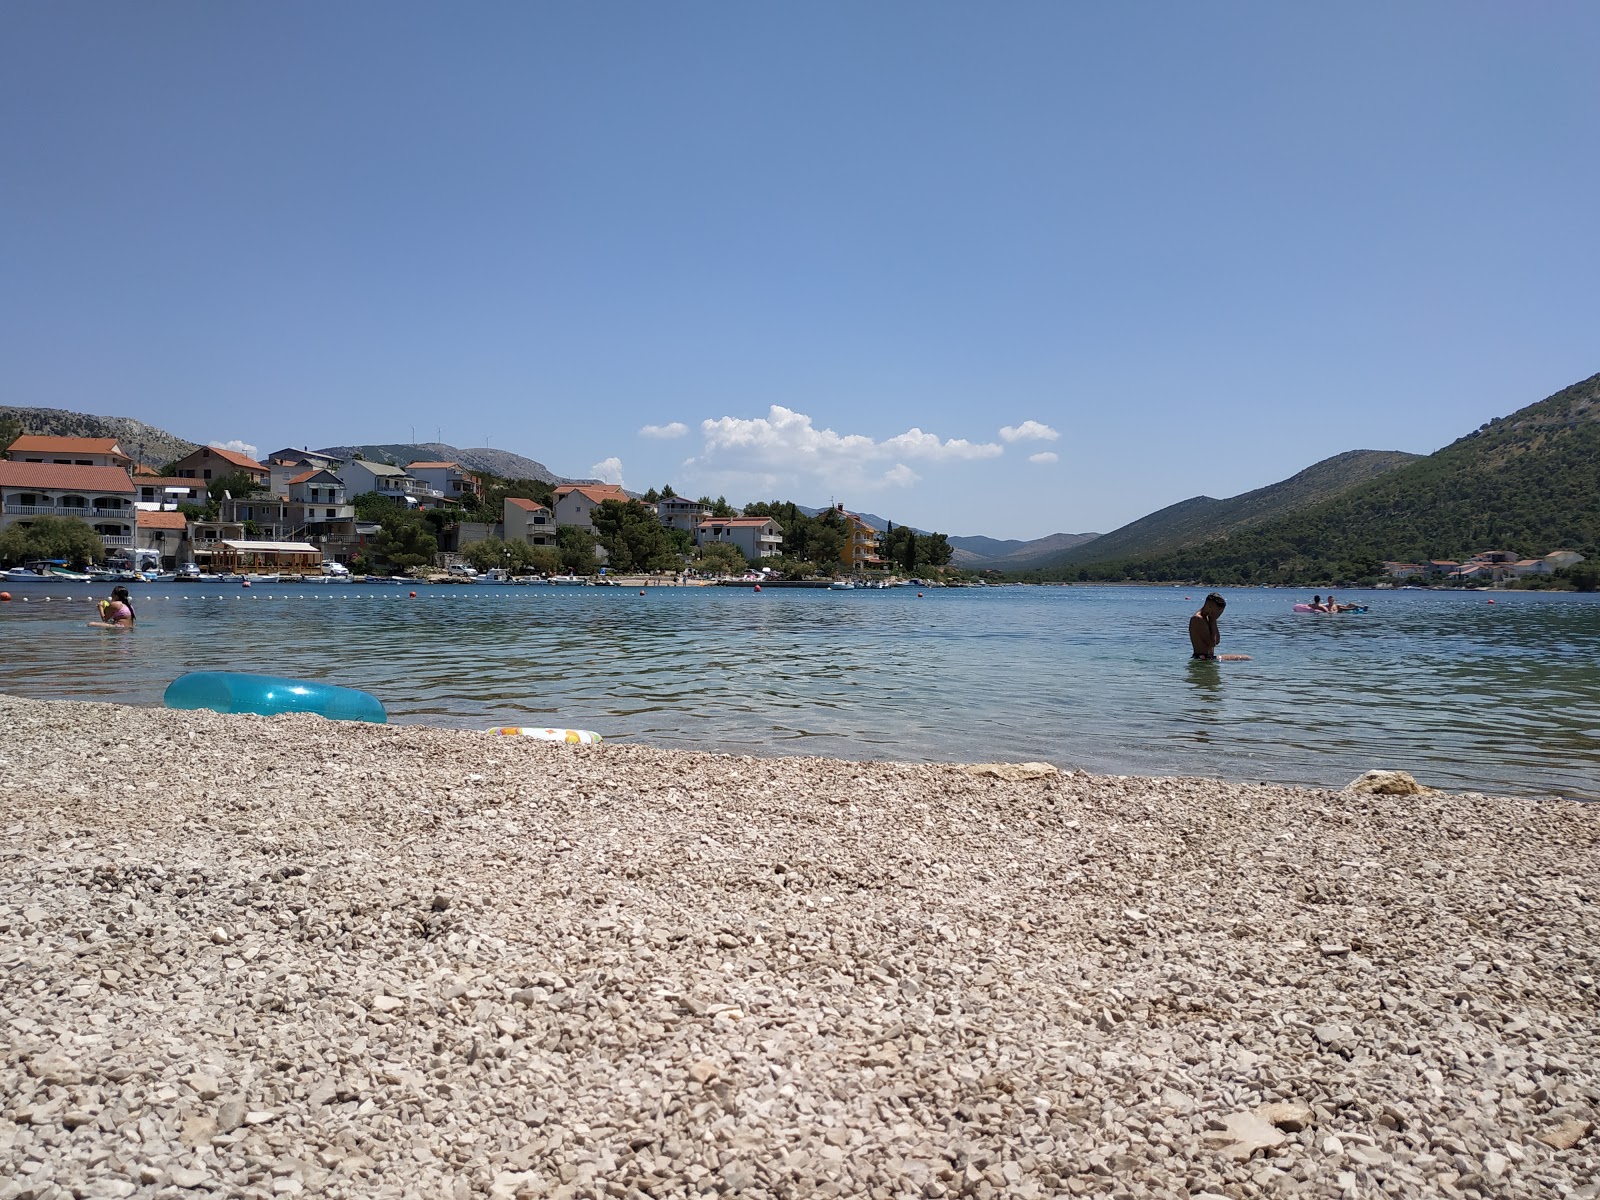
(96, 585, 136, 627)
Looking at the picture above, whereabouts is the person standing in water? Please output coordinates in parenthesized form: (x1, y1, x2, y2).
(1188, 592, 1226, 659)
(97, 585, 136, 626)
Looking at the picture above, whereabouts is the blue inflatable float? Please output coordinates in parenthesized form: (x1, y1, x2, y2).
(164, 671, 387, 724)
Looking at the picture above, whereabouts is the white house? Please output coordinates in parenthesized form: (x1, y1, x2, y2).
(504, 497, 556, 546)
(0, 462, 138, 549)
(135, 510, 190, 567)
(656, 495, 711, 533)
(285, 469, 354, 536)
(552, 484, 629, 531)
(695, 516, 783, 561)
(340, 459, 420, 504)
(1546, 550, 1587, 571)
(407, 461, 481, 504)
(133, 476, 205, 510)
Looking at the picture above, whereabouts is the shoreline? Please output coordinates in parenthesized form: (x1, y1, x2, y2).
(2, 694, 1597, 1197)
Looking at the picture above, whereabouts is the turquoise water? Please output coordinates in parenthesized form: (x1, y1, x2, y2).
(2, 580, 1597, 799)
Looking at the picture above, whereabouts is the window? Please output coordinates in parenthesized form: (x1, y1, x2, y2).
(203, 470, 212, 480)
(326, 508, 336, 518)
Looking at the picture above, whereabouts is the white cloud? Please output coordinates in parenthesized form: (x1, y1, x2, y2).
(638, 422, 688, 439)
(210, 438, 259, 460)
(1028, 451, 1059, 465)
(685, 406, 1001, 496)
(589, 456, 625, 486)
(999, 420, 1060, 443)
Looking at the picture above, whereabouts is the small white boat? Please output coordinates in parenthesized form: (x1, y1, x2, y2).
(243, 573, 280, 583)
(547, 574, 586, 585)
(829, 580, 855, 590)
(3, 566, 42, 580)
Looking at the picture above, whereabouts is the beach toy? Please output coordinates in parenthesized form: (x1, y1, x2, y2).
(0, 592, 9, 602)
(488, 727, 603, 744)
(165, 671, 387, 723)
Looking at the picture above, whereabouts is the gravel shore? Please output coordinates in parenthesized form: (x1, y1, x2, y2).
(2, 695, 1596, 1200)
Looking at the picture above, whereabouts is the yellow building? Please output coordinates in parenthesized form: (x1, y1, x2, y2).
(835, 506, 884, 572)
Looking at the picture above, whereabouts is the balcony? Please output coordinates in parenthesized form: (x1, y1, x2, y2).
(4, 503, 132, 518)
(99, 535, 134, 548)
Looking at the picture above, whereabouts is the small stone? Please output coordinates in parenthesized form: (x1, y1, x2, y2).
(187, 1073, 220, 1100)
(1483, 1151, 1508, 1179)
(245, 1110, 279, 1125)
(1256, 1100, 1314, 1132)
(216, 1099, 247, 1132)
(371, 995, 404, 1012)
(210, 927, 231, 944)
(962, 762, 1058, 781)
(688, 1060, 720, 1084)
(431, 894, 451, 911)
(1536, 1117, 1593, 1150)
(167, 1166, 208, 1189)
(1322, 1136, 1344, 1155)
(1344, 769, 1435, 795)
(1204, 1111, 1286, 1161)
(62, 1110, 96, 1129)
(181, 1115, 218, 1146)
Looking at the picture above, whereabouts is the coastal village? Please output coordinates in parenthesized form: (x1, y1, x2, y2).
(1, 433, 1588, 585)
(0, 434, 895, 580)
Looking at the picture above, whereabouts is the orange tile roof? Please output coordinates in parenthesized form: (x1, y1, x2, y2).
(182, 446, 266, 473)
(137, 510, 189, 530)
(696, 517, 779, 527)
(0, 462, 135, 491)
(7, 435, 132, 460)
(135, 476, 202, 489)
(555, 484, 628, 504)
(506, 497, 550, 511)
(406, 461, 463, 470)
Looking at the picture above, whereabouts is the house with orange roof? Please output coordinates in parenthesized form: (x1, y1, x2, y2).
(6, 435, 135, 470)
(133, 476, 206, 509)
(284, 469, 354, 536)
(835, 505, 884, 571)
(171, 445, 269, 486)
(0, 461, 138, 550)
(135, 509, 191, 567)
(695, 516, 783, 562)
(504, 497, 556, 546)
(552, 483, 629, 532)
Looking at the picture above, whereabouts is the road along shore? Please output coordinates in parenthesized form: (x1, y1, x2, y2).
(1, 694, 1595, 1198)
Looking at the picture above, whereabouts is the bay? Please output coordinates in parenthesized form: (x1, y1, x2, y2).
(2, 580, 1596, 799)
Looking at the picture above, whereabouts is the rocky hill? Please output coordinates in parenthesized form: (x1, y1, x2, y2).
(947, 531, 1100, 569)
(0, 406, 199, 468)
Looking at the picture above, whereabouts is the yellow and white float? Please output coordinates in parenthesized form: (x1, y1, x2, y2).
(487, 726, 603, 744)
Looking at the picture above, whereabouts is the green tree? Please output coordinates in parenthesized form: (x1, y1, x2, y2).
(353, 491, 406, 522)
(694, 543, 748, 575)
(210, 470, 268, 498)
(916, 532, 953, 567)
(556, 525, 599, 574)
(0, 414, 22, 455)
(592, 499, 677, 572)
(0, 515, 105, 567)
(373, 521, 437, 571)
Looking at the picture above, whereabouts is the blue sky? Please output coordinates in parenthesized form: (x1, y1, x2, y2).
(3, 2, 1597, 539)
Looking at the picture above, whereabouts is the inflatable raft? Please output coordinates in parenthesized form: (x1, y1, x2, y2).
(164, 671, 387, 723)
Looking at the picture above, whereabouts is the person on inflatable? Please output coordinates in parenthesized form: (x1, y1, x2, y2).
(1309, 594, 1328, 612)
(1326, 593, 1343, 613)
(97, 585, 136, 626)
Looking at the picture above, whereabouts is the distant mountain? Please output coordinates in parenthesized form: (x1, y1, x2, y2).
(0, 406, 199, 469)
(316, 442, 579, 484)
(1044, 371, 1600, 583)
(947, 531, 1100, 569)
(1054, 448, 1421, 566)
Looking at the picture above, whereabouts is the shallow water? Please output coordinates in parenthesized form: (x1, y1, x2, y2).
(2, 581, 1597, 799)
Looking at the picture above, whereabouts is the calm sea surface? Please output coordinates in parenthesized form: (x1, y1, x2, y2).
(2, 581, 1597, 799)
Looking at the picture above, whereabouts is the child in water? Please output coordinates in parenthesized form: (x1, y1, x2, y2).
(96, 585, 136, 626)
(1188, 592, 1226, 659)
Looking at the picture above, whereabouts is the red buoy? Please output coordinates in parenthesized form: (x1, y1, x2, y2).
(409, 590, 417, 598)
(0, 592, 10, 602)
(242, 580, 251, 588)
(753, 585, 761, 593)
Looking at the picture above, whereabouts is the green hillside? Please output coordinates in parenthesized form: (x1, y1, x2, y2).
(1059, 449, 1421, 565)
(1036, 372, 1600, 584)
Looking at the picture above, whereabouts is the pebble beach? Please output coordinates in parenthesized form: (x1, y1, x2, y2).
(1, 694, 1596, 1200)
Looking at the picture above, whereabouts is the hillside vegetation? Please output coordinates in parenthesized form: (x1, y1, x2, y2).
(1058, 449, 1420, 565)
(1036, 372, 1600, 584)
(316, 443, 575, 484)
